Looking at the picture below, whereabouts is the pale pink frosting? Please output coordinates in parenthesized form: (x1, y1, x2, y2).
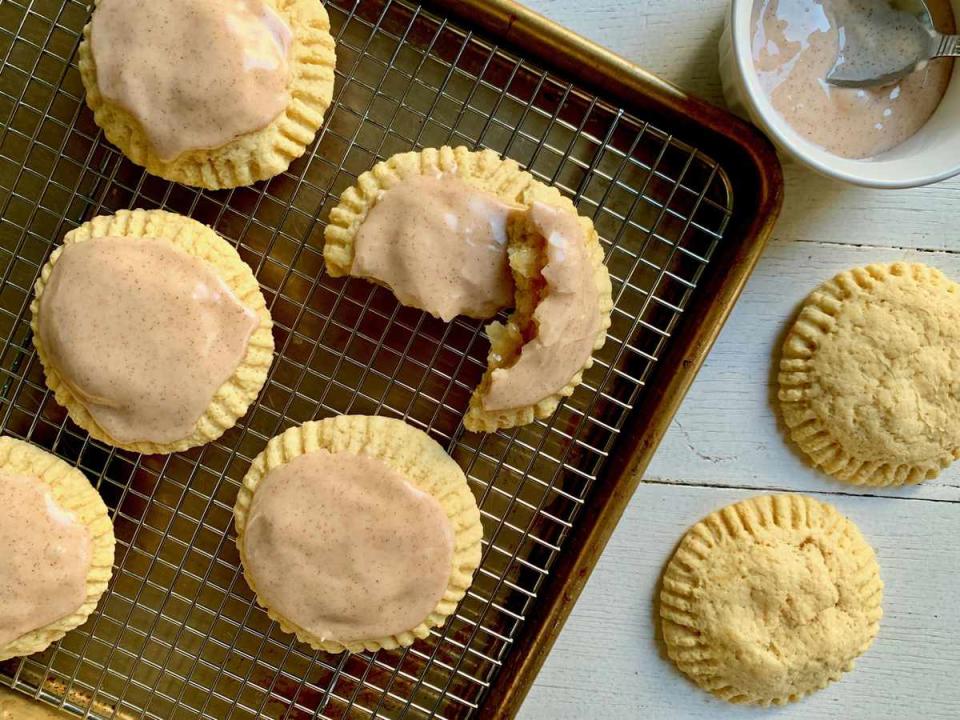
(37, 237, 258, 445)
(352, 174, 520, 321)
(91, 0, 292, 161)
(0, 472, 92, 647)
(483, 202, 601, 411)
(242, 450, 455, 644)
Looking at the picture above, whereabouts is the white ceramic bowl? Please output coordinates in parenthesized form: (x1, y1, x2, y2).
(719, 0, 960, 188)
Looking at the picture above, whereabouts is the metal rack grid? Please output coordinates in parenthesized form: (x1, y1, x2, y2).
(0, 0, 733, 717)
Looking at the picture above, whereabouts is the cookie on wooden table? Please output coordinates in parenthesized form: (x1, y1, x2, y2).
(233, 415, 483, 653)
(660, 494, 883, 706)
(79, 0, 336, 189)
(31, 209, 274, 455)
(0, 437, 115, 661)
(779, 262, 960, 486)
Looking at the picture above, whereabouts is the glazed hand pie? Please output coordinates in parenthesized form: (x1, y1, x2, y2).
(0, 437, 115, 661)
(234, 415, 483, 653)
(324, 146, 613, 433)
(78, 0, 336, 189)
(31, 209, 274, 455)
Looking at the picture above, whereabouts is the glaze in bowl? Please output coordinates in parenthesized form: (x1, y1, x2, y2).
(719, 0, 960, 188)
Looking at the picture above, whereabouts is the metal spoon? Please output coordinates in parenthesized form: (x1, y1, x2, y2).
(826, 0, 960, 88)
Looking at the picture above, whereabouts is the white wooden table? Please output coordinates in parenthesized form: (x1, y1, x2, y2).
(518, 1, 960, 718)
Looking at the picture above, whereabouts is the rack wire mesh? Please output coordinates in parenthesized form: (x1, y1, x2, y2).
(0, 0, 735, 717)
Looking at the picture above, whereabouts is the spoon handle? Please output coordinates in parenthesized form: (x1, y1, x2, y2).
(933, 32, 960, 58)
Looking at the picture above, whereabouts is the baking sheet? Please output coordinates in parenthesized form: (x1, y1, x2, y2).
(0, 0, 782, 717)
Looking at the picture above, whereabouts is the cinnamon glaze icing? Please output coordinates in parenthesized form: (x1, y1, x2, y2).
(0, 472, 92, 647)
(90, 0, 293, 161)
(242, 450, 454, 643)
(483, 202, 601, 411)
(752, 0, 954, 158)
(352, 175, 520, 321)
(37, 237, 258, 445)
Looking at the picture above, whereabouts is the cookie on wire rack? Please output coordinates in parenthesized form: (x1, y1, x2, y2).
(660, 494, 883, 706)
(234, 415, 483, 654)
(0, 437, 115, 661)
(78, 0, 336, 189)
(324, 146, 613, 433)
(31, 209, 274, 455)
(779, 262, 960, 486)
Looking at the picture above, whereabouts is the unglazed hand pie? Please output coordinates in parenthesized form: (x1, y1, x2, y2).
(79, 0, 336, 189)
(660, 494, 883, 706)
(31, 209, 274, 455)
(779, 263, 960, 486)
(233, 415, 483, 653)
(0, 437, 115, 661)
(324, 146, 613, 433)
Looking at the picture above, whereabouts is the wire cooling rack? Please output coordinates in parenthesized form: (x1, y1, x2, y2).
(0, 0, 776, 718)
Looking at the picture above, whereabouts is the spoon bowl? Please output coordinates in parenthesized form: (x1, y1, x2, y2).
(719, 0, 960, 187)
